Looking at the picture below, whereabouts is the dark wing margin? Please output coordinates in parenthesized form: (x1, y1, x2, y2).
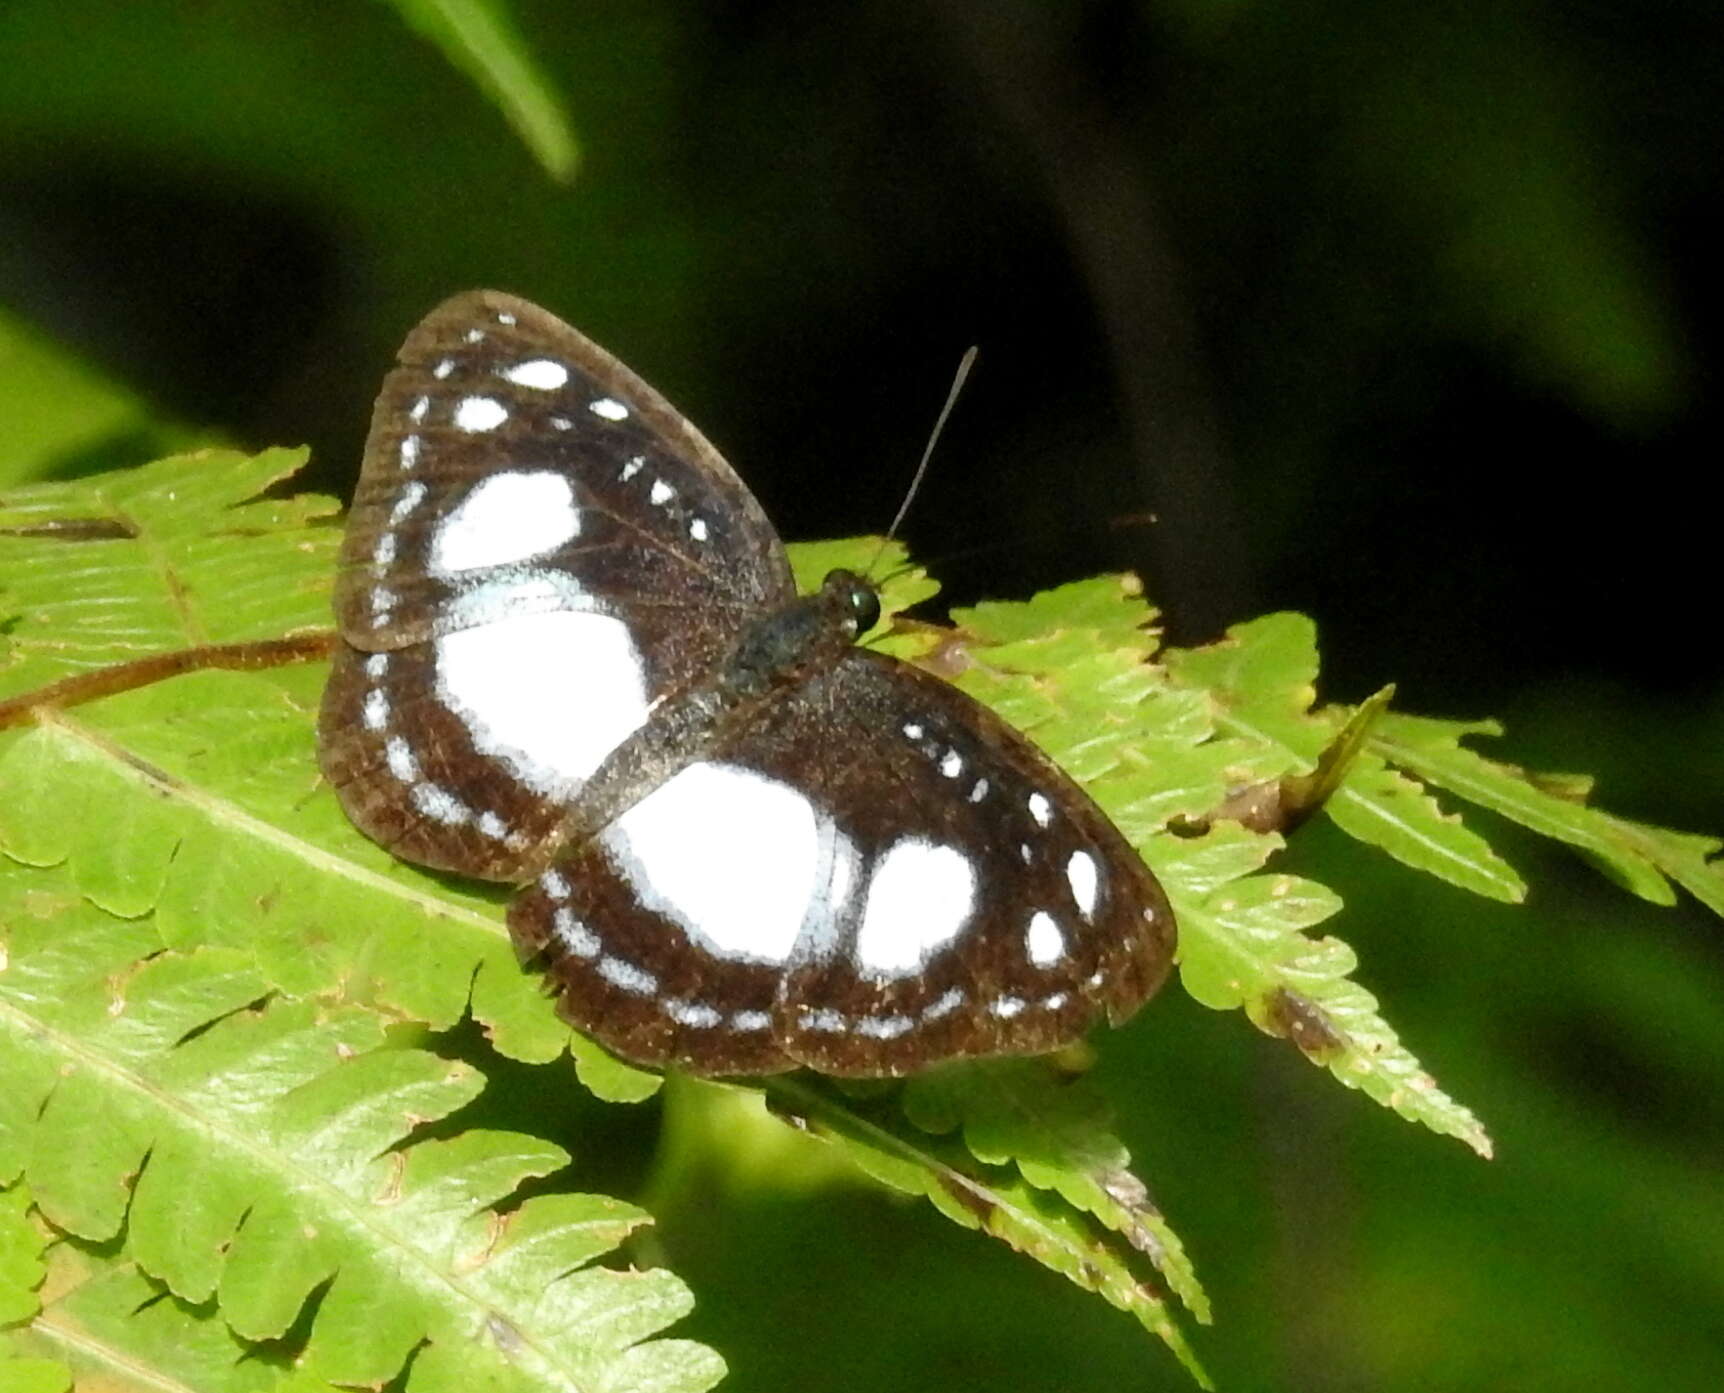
(320, 290, 795, 880)
(332, 289, 794, 648)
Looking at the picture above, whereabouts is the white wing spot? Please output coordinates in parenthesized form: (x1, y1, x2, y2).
(540, 870, 570, 902)
(431, 471, 580, 573)
(620, 455, 644, 481)
(361, 689, 390, 731)
(370, 586, 397, 616)
(389, 480, 427, 524)
(969, 778, 989, 803)
(433, 358, 455, 379)
(365, 654, 389, 679)
(924, 987, 964, 1021)
(991, 995, 1026, 1019)
(1019, 843, 1034, 864)
(1042, 992, 1069, 1011)
(551, 416, 572, 430)
(409, 396, 430, 422)
(399, 434, 420, 469)
(939, 750, 964, 779)
(857, 1014, 914, 1040)
(604, 763, 819, 963)
(589, 397, 629, 421)
(556, 910, 596, 964)
(1028, 792, 1053, 827)
(649, 478, 674, 505)
(502, 359, 570, 391)
(372, 533, 396, 566)
(437, 601, 651, 797)
(855, 838, 977, 976)
(824, 830, 861, 917)
(477, 811, 508, 841)
(666, 1000, 723, 1029)
(902, 722, 924, 740)
(689, 517, 709, 541)
(1065, 849, 1100, 919)
(412, 782, 470, 825)
(465, 328, 485, 344)
(1027, 911, 1065, 966)
(497, 311, 516, 326)
(805, 1008, 848, 1034)
(598, 956, 656, 995)
(732, 1010, 771, 1032)
(454, 396, 509, 432)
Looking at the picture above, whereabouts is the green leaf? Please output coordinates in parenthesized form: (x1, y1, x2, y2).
(0, 451, 1492, 1168)
(1163, 611, 1325, 760)
(568, 1031, 666, 1104)
(0, 1354, 69, 1393)
(0, 878, 722, 1392)
(0, 446, 340, 695)
(381, 0, 579, 181)
(7, 1239, 335, 1393)
(0, 1183, 48, 1328)
(961, 598, 1494, 1153)
(1372, 713, 1723, 908)
(1171, 840, 1493, 1155)
(767, 1074, 1213, 1389)
(958, 572, 1161, 650)
(1597, 817, 1724, 918)
(0, 307, 187, 488)
(5, 446, 1720, 1378)
(903, 1059, 1209, 1322)
(0, 698, 572, 1065)
(1327, 753, 1527, 903)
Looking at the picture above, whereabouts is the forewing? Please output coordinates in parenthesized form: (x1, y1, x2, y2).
(320, 290, 795, 879)
(509, 649, 1175, 1076)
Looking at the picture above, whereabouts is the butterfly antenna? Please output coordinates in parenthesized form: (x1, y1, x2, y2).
(866, 346, 978, 580)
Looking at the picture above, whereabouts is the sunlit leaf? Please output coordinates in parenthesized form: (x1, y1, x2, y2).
(0, 879, 720, 1391)
(381, 0, 579, 181)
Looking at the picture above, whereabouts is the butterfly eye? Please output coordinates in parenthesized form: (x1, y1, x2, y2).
(851, 583, 881, 636)
(819, 569, 881, 637)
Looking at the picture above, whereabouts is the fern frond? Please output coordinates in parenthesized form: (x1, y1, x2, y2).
(0, 447, 339, 689)
(4, 1218, 337, 1392)
(0, 305, 190, 489)
(902, 1058, 1209, 1320)
(381, 0, 580, 182)
(0, 1182, 66, 1393)
(0, 868, 722, 1392)
(6, 448, 1722, 1380)
(1374, 712, 1724, 912)
(766, 1073, 1213, 1389)
(1326, 752, 1526, 902)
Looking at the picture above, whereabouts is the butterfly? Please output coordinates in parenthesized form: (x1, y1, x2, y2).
(318, 291, 1175, 1076)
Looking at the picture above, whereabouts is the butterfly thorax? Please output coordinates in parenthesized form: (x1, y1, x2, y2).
(722, 569, 880, 697)
(526, 569, 882, 871)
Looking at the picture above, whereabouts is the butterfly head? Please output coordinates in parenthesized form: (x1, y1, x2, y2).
(820, 568, 882, 640)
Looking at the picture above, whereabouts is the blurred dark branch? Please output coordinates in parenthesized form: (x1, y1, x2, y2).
(926, 0, 1252, 642)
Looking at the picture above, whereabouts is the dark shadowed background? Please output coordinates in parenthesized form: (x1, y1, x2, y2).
(2, 3, 1720, 1390)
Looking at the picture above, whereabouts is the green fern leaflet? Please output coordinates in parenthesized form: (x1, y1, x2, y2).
(4, 450, 1720, 1388)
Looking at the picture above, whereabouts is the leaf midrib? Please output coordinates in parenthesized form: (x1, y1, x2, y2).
(38, 708, 509, 941)
(0, 990, 591, 1393)
(1330, 783, 1521, 898)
